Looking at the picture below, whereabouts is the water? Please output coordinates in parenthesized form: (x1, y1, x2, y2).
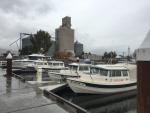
(19, 72, 137, 113)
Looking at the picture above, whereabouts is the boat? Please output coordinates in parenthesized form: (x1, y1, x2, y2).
(48, 63, 91, 81)
(66, 64, 137, 94)
(27, 60, 65, 72)
(0, 60, 7, 68)
(12, 54, 48, 69)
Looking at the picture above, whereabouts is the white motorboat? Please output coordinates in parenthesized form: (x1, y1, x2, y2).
(48, 63, 91, 81)
(67, 64, 137, 94)
(12, 54, 48, 69)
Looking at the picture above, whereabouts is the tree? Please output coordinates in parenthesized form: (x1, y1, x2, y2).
(103, 52, 108, 59)
(113, 51, 117, 58)
(103, 51, 117, 59)
(66, 52, 72, 57)
(54, 51, 67, 58)
(29, 30, 52, 54)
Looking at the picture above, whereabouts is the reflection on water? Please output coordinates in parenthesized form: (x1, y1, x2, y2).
(6, 77, 12, 96)
(56, 88, 137, 113)
(20, 72, 51, 81)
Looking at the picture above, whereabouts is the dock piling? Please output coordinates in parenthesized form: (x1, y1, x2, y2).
(37, 67, 42, 82)
(6, 53, 13, 76)
(136, 30, 150, 113)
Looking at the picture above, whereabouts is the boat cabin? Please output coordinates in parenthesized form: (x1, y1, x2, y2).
(28, 54, 46, 60)
(68, 63, 91, 72)
(90, 65, 130, 83)
(48, 61, 64, 68)
(33, 60, 48, 67)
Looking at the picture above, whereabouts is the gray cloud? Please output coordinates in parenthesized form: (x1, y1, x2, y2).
(0, 0, 150, 55)
(0, 0, 53, 19)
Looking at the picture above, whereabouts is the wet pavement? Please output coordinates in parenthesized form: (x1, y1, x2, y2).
(0, 68, 69, 113)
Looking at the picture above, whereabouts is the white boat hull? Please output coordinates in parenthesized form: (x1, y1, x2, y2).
(67, 79, 137, 94)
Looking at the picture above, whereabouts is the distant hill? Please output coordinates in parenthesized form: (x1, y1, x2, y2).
(0, 48, 18, 56)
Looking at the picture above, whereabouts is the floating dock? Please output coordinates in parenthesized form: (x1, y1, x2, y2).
(0, 68, 88, 113)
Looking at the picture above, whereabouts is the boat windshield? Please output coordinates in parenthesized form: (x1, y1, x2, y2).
(60, 63, 64, 66)
(79, 66, 89, 71)
(100, 69, 108, 76)
(53, 63, 59, 66)
(110, 70, 121, 77)
(72, 66, 78, 71)
(28, 56, 44, 60)
(93, 68, 99, 74)
(48, 63, 53, 66)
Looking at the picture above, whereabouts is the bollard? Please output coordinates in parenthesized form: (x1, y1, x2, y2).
(136, 30, 150, 113)
(6, 53, 13, 76)
(37, 67, 42, 82)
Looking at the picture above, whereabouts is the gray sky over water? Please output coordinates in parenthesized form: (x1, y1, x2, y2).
(0, 0, 150, 55)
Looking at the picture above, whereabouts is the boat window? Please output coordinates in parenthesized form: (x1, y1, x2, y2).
(73, 66, 78, 70)
(79, 66, 84, 71)
(79, 66, 89, 71)
(122, 70, 128, 76)
(84, 66, 89, 71)
(28, 56, 45, 60)
(49, 63, 53, 66)
(93, 68, 99, 74)
(44, 63, 47, 65)
(110, 70, 121, 77)
(69, 65, 72, 70)
(53, 63, 59, 66)
(116, 71, 121, 77)
(90, 67, 93, 74)
(60, 63, 63, 66)
(37, 62, 43, 65)
(100, 69, 108, 76)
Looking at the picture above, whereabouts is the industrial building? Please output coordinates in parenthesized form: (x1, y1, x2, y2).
(45, 40, 56, 56)
(55, 16, 74, 53)
(22, 37, 32, 48)
(74, 41, 83, 56)
(21, 16, 84, 56)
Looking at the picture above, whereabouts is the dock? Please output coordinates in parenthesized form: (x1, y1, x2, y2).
(0, 68, 87, 113)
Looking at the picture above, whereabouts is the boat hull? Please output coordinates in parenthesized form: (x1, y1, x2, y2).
(67, 79, 137, 94)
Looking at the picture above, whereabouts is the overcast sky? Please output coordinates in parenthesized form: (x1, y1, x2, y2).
(0, 0, 150, 55)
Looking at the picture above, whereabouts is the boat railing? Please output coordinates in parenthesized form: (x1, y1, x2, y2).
(0, 61, 7, 68)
